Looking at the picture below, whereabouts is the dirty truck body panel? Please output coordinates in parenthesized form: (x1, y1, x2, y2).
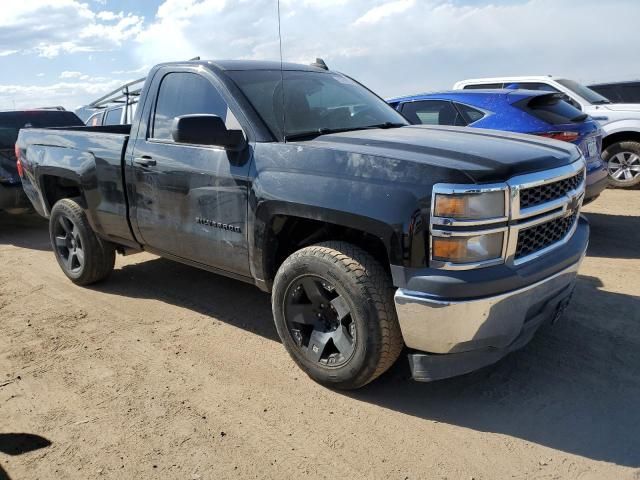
(16, 60, 589, 384)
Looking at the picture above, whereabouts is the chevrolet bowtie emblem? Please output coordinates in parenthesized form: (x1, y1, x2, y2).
(566, 192, 583, 216)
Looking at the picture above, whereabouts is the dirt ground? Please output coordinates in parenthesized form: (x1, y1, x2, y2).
(1, 189, 639, 480)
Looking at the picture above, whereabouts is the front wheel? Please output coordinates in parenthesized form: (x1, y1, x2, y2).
(49, 198, 115, 285)
(272, 241, 404, 390)
(602, 141, 640, 188)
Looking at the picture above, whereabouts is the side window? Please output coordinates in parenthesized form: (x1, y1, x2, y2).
(620, 84, 640, 103)
(151, 72, 237, 142)
(508, 82, 559, 92)
(87, 112, 103, 126)
(455, 103, 485, 124)
(591, 86, 618, 102)
(463, 83, 503, 90)
(104, 107, 124, 125)
(401, 100, 466, 126)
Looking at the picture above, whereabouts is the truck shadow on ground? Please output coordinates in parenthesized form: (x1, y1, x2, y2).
(4, 211, 638, 467)
(0, 212, 50, 251)
(94, 254, 640, 467)
(351, 273, 640, 468)
(92, 257, 279, 342)
(0, 433, 52, 480)
(582, 211, 640, 259)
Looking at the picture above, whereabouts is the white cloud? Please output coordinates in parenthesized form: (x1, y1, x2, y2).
(354, 0, 415, 25)
(135, 0, 281, 64)
(96, 10, 124, 21)
(0, 1, 144, 58)
(130, 0, 640, 100)
(59, 71, 84, 79)
(111, 65, 149, 76)
(1, 0, 640, 110)
(0, 79, 126, 110)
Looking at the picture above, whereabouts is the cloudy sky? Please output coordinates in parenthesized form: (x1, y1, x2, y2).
(0, 0, 639, 110)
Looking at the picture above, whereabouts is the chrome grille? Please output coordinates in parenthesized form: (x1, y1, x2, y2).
(520, 170, 584, 209)
(515, 213, 578, 259)
(429, 158, 586, 270)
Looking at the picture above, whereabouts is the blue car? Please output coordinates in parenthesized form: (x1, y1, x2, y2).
(388, 89, 608, 203)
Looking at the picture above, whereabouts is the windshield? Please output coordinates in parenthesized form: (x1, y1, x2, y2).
(557, 79, 611, 105)
(227, 70, 408, 140)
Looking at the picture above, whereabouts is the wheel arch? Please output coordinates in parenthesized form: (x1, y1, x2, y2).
(601, 128, 640, 151)
(251, 201, 403, 292)
(39, 171, 85, 215)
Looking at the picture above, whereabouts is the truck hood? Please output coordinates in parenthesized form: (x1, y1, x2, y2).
(302, 125, 580, 183)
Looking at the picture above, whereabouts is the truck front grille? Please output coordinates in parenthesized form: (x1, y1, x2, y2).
(520, 170, 584, 209)
(515, 212, 578, 259)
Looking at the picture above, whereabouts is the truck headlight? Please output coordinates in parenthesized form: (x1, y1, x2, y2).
(434, 191, 505, 220)
(432, 232, 504, 264)
(430, 183, 509, 269)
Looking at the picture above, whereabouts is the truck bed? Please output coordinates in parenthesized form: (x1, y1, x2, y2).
(16, 125, 136, 247)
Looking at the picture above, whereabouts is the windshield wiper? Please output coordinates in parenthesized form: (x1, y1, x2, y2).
(364, 122, 407, 129)
(284, 123, 407, 142)
(284, 127, 359, 142)
(592, 99, 611, 105)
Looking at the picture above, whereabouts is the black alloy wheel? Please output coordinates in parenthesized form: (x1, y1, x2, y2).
(53, 215, 85, 274)
(49, 198, 115, 285)
(284, 275, 356, 367)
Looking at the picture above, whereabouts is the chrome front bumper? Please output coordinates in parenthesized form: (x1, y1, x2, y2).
(394, 256, 583, 356)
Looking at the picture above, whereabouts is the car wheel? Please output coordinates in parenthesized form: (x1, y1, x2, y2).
(602, 141, 640, 188)
(49, 198, 115, 285)
(272, 241, 403, 390)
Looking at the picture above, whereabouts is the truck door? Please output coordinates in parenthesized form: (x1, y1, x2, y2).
(129, 68, 252, 277)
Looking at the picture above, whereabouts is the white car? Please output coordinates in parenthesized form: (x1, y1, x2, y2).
(453, 76, 640, 188)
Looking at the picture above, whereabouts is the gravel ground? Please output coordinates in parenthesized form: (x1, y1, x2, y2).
(1, 189, 639, 480)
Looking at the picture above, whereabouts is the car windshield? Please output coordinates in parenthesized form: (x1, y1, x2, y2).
(227, 70, 408, 140)
(557, 79, 611, 105)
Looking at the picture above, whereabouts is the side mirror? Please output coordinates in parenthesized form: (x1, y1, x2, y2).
(171, 114, 244, 149)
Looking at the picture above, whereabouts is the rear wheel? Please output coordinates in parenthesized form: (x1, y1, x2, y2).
(272, 241, 403, 390)
(49, 198, 115, 285)
(603, 141, 640, 188)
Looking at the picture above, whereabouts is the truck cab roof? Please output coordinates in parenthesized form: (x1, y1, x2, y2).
(156, 59, 330, 73)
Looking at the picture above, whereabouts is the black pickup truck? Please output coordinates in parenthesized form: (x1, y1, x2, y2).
(16, 60, 589, 389)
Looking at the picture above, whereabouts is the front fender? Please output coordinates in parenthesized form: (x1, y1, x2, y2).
(247, 143, 456, 288)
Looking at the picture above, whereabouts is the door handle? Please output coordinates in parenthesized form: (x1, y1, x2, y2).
(134, 156, 156, 167)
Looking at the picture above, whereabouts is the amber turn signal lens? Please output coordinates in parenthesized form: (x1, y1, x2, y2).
(432, 232, 504, 264)
(434, 195, 466, 217)
(432, 237, 466, 261)
(433, 191, 505, 220)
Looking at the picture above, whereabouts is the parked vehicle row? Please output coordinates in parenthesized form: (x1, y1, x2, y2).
(388, 89, 608, 203)
(79, 77, 143, 127)
(15, 59, 589, 389)
(452, 76, 640, 188)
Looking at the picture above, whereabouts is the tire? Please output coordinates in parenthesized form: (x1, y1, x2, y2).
(272, 241, 404, 390)
(602, 141, 640, 188)
(49, 198, 115, 286)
